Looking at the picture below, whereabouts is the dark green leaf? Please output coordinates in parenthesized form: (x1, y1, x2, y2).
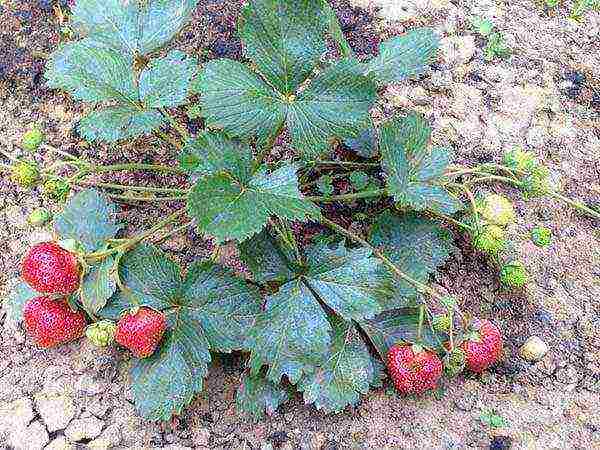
(359, 307, 440, 357)
(239, 0, 328, 94)
(237, 371, 292, 420)
(366, 28, 439, 85)
(299, 317, 374, 413)
(343, 125, 378, 158)
(139, 50, 198, 108)
(5, 282, 37, 324)
(370, 211, 455, 299)
(188, 164, 321, 243)
(80, 256, 117, 315)
(45, 39, 137, 103)
(78, 107, 165, 143)
(304, 243, 393, 321)
(54, 189, 122, 253)
(238, 230, 295, 284)
(181, 262, 261, 353)
(248, 280, 332, 384)
(381, 114, 462, 214)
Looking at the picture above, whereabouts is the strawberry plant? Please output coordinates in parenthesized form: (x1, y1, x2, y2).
(3, 0, 600, 423)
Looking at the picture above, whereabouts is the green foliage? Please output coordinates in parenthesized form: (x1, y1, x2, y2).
(343, 126, 378, 158)
(500, 260, 528, 289)
(503, 148, 551, 199)
(381, 113, 462, 214)
(27, 208, 52, 227)
(237, 372, 293, 420)
(317, 175, 335, 196)
(531, 226, 552, 247)
(570, 0, 600, 21)
(80, 256, 117, 315)
(471, 17, 511, 61)
(43, 179, 71, 202)
(480, 409, 508, 428)
(4, 282, 38, 325)
(349, 171, 369, 191)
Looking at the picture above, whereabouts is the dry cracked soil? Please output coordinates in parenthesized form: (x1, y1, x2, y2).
(1, 0, 600, 449)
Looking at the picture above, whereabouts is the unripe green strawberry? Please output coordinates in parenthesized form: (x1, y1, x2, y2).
(43, 179, 70, 202)
(478, 194, 515, 227)
(432, 314, 452, 332)
(21, 242, 81, 295)
(530, 226, 552, 247)
(386, 344, 443, 395)
(503, 148, 538, 173)
(27, 208, 51, 227)
(21, 127, 44, 152)
(460, 319, 503, 373)
(444, 346, 466, 377)
(11, 160, 40, 188)
(23, 296, 86, 348)
(500, 260, 528, 289)
(472, 224, 506, 255)
(86, 320, 117, 347)
(115, 308, 167, 358)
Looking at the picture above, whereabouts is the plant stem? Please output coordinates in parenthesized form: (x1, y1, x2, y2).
(416, 304, 425, 342)
(88, 162, 185, 174)
(41, 144, 80, 161)
(549, 191, 600, 220)
(153, 221, 194, 245)
(74, 179, 189, 195)
(307, 160, 380, 169)
(155, 129, 183, 150)
(103, 193, 187, 203)
(430, 211, 474, 231)
(307, 188, 387, 203)
(159, 108, 189, 140)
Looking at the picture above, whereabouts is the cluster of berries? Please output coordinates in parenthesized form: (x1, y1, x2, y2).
(386, 319, 503, 394)
(20, 242, 167, 358)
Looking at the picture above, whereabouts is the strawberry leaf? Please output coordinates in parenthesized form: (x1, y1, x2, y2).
(238, 230, 296, 284)
(298, 316, 375, 413)
(303, 243, 393, 321)
(139, 50, 198, 108)
(54, 189, 122, 253)
(78, 107, 165, 143)
(80, 256, 117, 315)
(344, 124, 378, 158)
(236, 371, 292, 420)
(71, 0, 199, 56)
(366, 28, 439, 85)
(5, 282, 37, 325)
(381, 113, 463, 214)
(187, 162, 320, 243)
(248, 280, 332, 384)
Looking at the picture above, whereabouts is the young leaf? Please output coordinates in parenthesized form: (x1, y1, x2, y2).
(299, 317, 375, 413)
(366, 28, 439, 85)
(370, 211, 455, 299)
(5, 282, 38, 325)
(237, 371, 292, 420)
(303, 243, 393, 321)
(54, 189, 122, 253)
(248, 280, 332, 384)
(381, 114, 462, 214)
(239, 0, 328, 94)
(188, 164, 321, 243)
(78, 107, 165, 143)
(80, 256, 117, 315)
(139, 50, 198, 108)
(238, 230, 296, 284)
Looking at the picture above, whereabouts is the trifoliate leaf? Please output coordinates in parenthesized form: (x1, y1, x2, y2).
(248, 280, 332, 384)
(299, 316, 374, 413)
(139, 50, 198, 108)
(381, 114, 462, 214)
(237, 371, 292, 420)
(45, 39, 137, 103)
(370, 211, 454, 299)
(100, 244, 260, 421)
(78, 107, 165, 143)
(366, 28, 439, 85)
(359, 307, 441, 358)
(188, 164, 320, 243)
(71, 0, 199, 56)
(239, 0, 328, 94)
(54, 189, 122, 253)
(5, 282, 38, 325)
(303, 243, 393, 321)
(80, 256, 117, 315)
(238, 230, 296, 284)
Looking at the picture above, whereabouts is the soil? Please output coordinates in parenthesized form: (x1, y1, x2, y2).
(1, 0, 600, 449)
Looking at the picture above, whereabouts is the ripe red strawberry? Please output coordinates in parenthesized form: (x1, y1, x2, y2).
(22, 242, 80, 295)
(386, 344, 443, 395)
(115, 308, 167, 358)
(460, 319, 503, 373)
(23, 296, 86, 348)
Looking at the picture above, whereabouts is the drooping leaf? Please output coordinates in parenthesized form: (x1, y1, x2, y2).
(359, 307, 441, 358)
(139, 50, 198, 108)
(370, 210, 455, 299)
(299, 317, 374, 413)
(236, 371, 292, 420)
(71, 0, 199, 56)
(248, 280, 332, 384)
(45, 39, 137, 103)
(78, 107, 165, 143)
(303, 243, 393, 321)
(366, 28, 439, 85)
(187, 163, 321, 243)
(54, 189, 122, 253)
(239, 0, 328, 94)
(80, 256, 117, 315)
(238, 230, 296, 284)
(381, 114, 462, 214)
(4, 282, 38, 325)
